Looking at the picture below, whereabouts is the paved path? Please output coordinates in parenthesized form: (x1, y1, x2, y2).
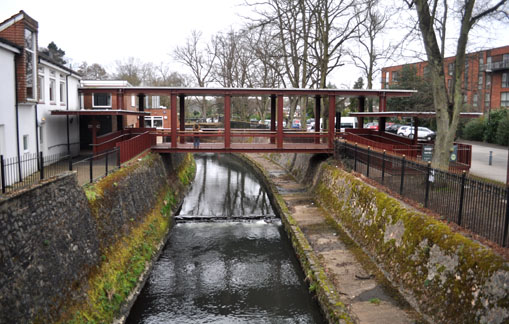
(249, 154, 424, 324)
(459, 140, 508, 183)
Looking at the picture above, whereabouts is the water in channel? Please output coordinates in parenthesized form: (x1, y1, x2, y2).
(126, 153, 325, 324)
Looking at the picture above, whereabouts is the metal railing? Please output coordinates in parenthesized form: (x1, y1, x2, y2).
(334, 140, 509, 247)
(0, 149, 121, 194)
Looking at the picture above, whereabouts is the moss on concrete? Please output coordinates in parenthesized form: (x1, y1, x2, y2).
(313, 163, 509, 324)
(239, 154, 354, 324)
(55, 153, 196, 324)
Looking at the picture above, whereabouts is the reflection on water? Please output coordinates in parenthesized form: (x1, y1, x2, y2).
(126, 154, 324, 323)
(180, 154, 273, 218)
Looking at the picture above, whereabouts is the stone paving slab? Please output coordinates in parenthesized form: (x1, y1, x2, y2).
(249, 154, 424, 324)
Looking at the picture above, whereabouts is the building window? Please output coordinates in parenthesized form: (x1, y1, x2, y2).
(485, 93, 490, 109)
(447, 79, 452, 95)
(38, 67, 44, 103)
(448, 62, 454, 76)
(502, 73, 509, 88)
(131, 95, 136, 107)
(464, 61, 469, 88)
(144, 116, 163, 128)
(423, 66, 430, 77)
(23, 135, 29, 152)
(502, 92, 509, 107)
(478, 74, 483, 90)
(463, 94, 468, 104)
(486, 74, 491, 89)
(49, 79, 56, 102)
(392, 71, 399, 83)
(24, 29, 36, 100)
(93, 93, 112, 108)
(473, 94, 478, 107)
(59, 81, 66, 104)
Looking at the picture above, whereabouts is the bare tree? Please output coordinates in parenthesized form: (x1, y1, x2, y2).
(407, 0, 508, 169)
(174, 30, 217, 118)
(246, 0, 316, 126)
(77, 62, 109, 80)
(309, 0, 362, 90)
(114, 57, 154, 86)
(349, 0, 392, 111)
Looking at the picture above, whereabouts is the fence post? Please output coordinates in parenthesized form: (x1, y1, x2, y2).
(457, 171, 467, 226)
(381, 150, 386, 184)
(400, 155, 406, 195)
(503, 187, 509, 247)
(89, 158, 93, 183)
(1, 155, 5, 194)
(366, 146, 371, 178)
(117, 147, 121, 168)
(354, 143, 358, 172)
(40, 152, 44, 180)
(424, 162, 431, 208)
(105, 153, 109, 176)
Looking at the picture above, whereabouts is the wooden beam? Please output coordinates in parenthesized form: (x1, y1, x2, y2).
(277, 95, 284, 149)
(270, 95, 276, 144)
(179, 95, 185, 144)
(224, 95, 231, 148)
(171, 94, 177, 148)
(328, 95, 336, 148)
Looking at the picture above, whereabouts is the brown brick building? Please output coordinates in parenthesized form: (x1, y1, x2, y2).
(381, 45, 509, 113)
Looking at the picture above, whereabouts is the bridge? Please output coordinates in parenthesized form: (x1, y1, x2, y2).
(68, 87, 416, 154)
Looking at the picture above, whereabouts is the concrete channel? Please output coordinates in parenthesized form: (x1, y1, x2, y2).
(244, 153, 426, 324)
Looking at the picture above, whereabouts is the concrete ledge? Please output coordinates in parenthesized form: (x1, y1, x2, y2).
(239, 154, 354, 324)
(266, 152, 509, 324)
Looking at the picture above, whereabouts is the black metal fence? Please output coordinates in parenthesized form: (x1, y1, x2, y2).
(334, 140, 509, 247)
(0, 149, 120, 194)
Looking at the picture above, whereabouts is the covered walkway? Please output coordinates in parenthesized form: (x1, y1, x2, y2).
(77, 87, 416, 154)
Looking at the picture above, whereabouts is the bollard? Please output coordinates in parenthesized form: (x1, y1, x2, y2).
(489, 151, 493, 165)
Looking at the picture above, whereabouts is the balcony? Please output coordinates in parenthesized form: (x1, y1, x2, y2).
(480, 60, 509, 72)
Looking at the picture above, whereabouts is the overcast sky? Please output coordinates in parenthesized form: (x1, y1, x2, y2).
(1, 0, 508, 89)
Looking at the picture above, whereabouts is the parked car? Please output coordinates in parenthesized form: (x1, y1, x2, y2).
(398, 126, 436, 141)
(292, 119, 301, 128)
(397, 125, 412, 137)
(364, 122, 378, 130)
(386, 123, 403, 134)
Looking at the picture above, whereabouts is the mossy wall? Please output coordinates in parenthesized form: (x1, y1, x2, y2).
(0, 152, 195, 324)
(267, 153, 509, 324)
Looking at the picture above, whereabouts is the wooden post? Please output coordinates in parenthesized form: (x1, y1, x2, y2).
(379, 92, 387, 112)
(277, 95, 284, 149)
(224, 94, 231, 149)
(138, 94, 145, 128)
(328, 95, 336, 148)
(314, 95, 321, 144)
(170, 94, 177, 148)
(179, 94, 186, 144)
(358, 96, 365, 128)
(270, 95, 276, 144)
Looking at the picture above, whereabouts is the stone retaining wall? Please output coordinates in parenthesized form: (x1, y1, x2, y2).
(0, 173, 100, 323)
(0, 153, 192, 323)
(266, 153, 509, 324)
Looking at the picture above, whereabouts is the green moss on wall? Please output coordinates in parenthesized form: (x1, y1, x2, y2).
(55, 153, 196, 324)
(313, 163, 509, 324)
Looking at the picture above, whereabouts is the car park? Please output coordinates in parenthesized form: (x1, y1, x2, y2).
(397, 125, 436, 141)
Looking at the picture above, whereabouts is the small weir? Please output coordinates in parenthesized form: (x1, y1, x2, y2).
(126, 154, 325, 323)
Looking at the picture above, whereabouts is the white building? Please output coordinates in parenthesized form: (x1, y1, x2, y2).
(38, 55, 81, 157)
(0, 38, 21, 159)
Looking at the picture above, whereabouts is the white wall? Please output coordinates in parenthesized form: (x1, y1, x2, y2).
(37, 62, 81, 157)
(0, 47, 19, 159)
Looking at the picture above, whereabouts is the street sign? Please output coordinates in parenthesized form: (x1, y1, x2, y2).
(422, 144, 433, 162)
(450, 145, 458, 162)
